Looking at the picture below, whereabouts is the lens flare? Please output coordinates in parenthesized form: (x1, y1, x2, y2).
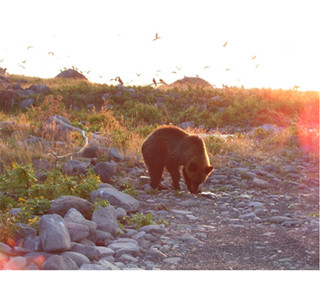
(297, 104, 319, 156)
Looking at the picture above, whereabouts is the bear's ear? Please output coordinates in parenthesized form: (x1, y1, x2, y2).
(189, 162, 198, 172)
(205, 166, 214, 175)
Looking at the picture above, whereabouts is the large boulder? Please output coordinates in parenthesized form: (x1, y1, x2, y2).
(90, 187, 139, 212)
(162, 77, 214, 90)
(48, 195, 94, 219)
(39, 214, 71, 252)
(55, 69, 88, 80)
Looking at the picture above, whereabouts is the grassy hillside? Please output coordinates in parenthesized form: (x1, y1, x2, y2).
(0, 74, 319, 244)
(1, 75, 318, 162)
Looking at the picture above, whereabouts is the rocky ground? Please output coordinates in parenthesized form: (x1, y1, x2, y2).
(0, 142, 318, 270)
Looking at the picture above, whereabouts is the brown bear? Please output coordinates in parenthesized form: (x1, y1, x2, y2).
(141, 125, 213, 193)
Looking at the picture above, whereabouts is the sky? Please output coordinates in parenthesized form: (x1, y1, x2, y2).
(1, 0, 319, 91)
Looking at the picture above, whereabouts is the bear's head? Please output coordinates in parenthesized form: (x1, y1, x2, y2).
(183, 161, 213, 193)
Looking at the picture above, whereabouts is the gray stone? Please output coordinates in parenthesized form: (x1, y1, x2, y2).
(61, 251, 90, 267)
(95, 230, 113, 246)
(252, 177, 270, 188)
(80, 263, 106, 270)
(65, 221, 89, 242)
(138, 225, 167, 235)
(39, 214, 71, 252)
(90, 187, 139, 212)
(42, 255, 78, 270)
(93, 162, 116, 182)
(3, 256, 27, 270)
(96, 259, 120, 270)
(20, 98, 35, 110)
(269, 216, 292, 224)
(0, 242, 12, 255)
(146, 248, 167, 260)
(109, 147, 124, 162)
(163, 257, 181, 264)
(117, 253, 138, 264)
(48, 196, 94, 219)
(32, 158, 51, 171)
(92, 206, 121, 236)
(82, 146, 99, 158)
(108, 239, 140, 257)
(61, 159, 90, 176)
(116, 207, 127, 219)
(70, 242, 101, 261)
(29, 83, 51, 93)
(247, 201, 264, 208)
(96, 246, 115, 258)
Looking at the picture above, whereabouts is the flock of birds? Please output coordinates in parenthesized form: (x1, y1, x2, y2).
(0, 32, 300, 90)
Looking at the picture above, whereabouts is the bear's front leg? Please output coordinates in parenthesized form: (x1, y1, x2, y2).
(166, 164, 181, 191)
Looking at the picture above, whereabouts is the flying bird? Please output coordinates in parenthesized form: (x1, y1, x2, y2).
(203, 66, 210, 69)
(171, 71, 177, 74)
(159, 79, 167, 85)
(225, 68, 231, 71)
(17, 63, 25, 69)
(48, 51, 54, 56)
(136, 73, 141, 77)
(255, 64, 260, 68)
(27, 46, 33, 50)
(153, 33, 161, 41)
(223, 41, 228, 47)
(251, 55, 257, 60)
(293, 85, 300, 90)
(176, 66, 181, 70)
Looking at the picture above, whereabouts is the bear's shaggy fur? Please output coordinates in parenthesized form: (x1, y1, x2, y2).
(141, 125, 213, 193)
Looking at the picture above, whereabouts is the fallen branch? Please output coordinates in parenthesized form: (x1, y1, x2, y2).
(48, 129, 88, 160)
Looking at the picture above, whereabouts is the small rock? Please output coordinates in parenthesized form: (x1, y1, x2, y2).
(109, 147, 124, 162)
(3, 256, 27, 270)
(92, 206, 121, 236)
(93, 162, 116, 182)
(61, 159, 89, 176)
(20, 98, 35, 110)
(65, 221, 89, 242)
(42, 255, 78, 270)
(163, 257, 181, 264)
(61, 251, 90, 267)
(80, 263, 107, 270)
(252, 177, 270, 188)
(146, 247, 167, 260)
(138, 225, 167, 235)
(70, 243, 101, 261)
(82, 146, 99, 158)
(117, 253, 138, 264)
(269, 216, 292, 224)
(108, 239, 140, 257)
